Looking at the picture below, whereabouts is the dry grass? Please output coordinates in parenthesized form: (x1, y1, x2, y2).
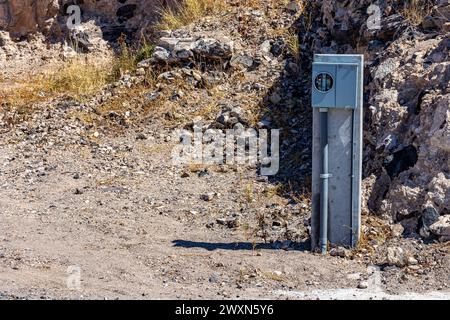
(187, 163, 209, 172)
(111, 34, 156, 79)
(245, 183, 256, 203)
(192, 102, 221, 120)
(0, 56, 112, 110)
(111, 35, 138, 79)
(237, 0, 262, 9)
(402, 0, 434, 25)
(355, 215, 391, 255)
(263, 184, 284, 199)
(0, 35, 157, 129)
(286, 31, 301, 61)
(259, 269, 286, 282)
(50, 58, 112, 98)
(0, 45, 147, 112)
(156, 0, 228, 30)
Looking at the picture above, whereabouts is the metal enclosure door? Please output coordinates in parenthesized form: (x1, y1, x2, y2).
(311, 54, 364, 249)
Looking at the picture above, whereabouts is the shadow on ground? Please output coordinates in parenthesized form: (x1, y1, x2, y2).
(172, 240, 310, 252)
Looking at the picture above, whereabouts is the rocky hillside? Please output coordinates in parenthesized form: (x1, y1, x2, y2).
(309, 0, 449, 241)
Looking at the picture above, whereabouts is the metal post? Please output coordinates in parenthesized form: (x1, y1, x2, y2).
(319, 108, 329, 254)
(311, 54, 363, 250)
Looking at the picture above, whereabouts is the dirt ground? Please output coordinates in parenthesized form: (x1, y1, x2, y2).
(0, 120, 448, 300)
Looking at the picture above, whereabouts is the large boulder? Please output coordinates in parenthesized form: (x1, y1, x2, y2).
(0, 0, 59, 38)
(0, 0, 167, 40)
(430, 215, 450, 240)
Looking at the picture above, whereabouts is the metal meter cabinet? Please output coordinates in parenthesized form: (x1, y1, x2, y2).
(311, 54, 364, 253)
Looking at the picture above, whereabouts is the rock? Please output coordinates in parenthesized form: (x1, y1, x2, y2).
(173, 40, 194, 60)
(441, 22, 450, 32)
(272, 220, 282, 227)
(230, 54, 254, 69)
(257, 119, 271, 129)
(136, 68, 145, 76)
(369, 14, 408, 41)
(180, 171, 190, 178)
(0, 0, 58, 37)
(227, 217, 240, 229)
(429, 216, 450, 238)
(260, 40, 272, 53)
(256, 176, 269, 183)
(391, 224, 404, 238)
(271, 38, 284, 56)
(69, 29, 94, 53)
(269, 93, 282, 105)
(229, 106, 243, 119)
(147, 91, 160, 101)
(215, 105, 243, 128)
(61, 45, 77, 60)
(180, 68, 202, 82)
(158, 37, 180, 51)
(197, 169, 209, 178)
(407, 257, 419, 266)
(68, 21, 108, 53)
(116, 4, 137, 23)
(216, 113, 230, 126)
(374, 58, 400, 80)
(0, 31, 12, 48)
(286, 1, 301, 13)
(137, 59, 152, 69)
(386, 247, 406, 267)
(201, 192, 216, 202)
(357, 281, 369, 289)
(422, 16, 437, 30)
(157, 71, 180, 82)
(216, 218, 227, 226)
(136, 133, 147, 140)
(330, 247, 349, 258)
(420, 207, 440, 238)
(169, 90, 184, 101)
(209, 274, 220, 283)
(152, 37, 234, 65)
(192, 38, 234, 60)
(216, 217, 240, 229)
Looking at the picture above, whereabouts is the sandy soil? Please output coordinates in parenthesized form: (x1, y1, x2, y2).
(0, 127, 448, 300)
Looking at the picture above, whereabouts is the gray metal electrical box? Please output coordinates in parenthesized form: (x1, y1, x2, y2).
(311, 54, 364, 251)
(312, 63, 359, 109)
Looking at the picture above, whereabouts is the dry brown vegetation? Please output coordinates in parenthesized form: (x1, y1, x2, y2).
(1, 57, 111, 108)
(402, 0, 434, 25)
(0, 41, 157, 129)
(286, 32, 301, 61)
(156, 0, 228, 30)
